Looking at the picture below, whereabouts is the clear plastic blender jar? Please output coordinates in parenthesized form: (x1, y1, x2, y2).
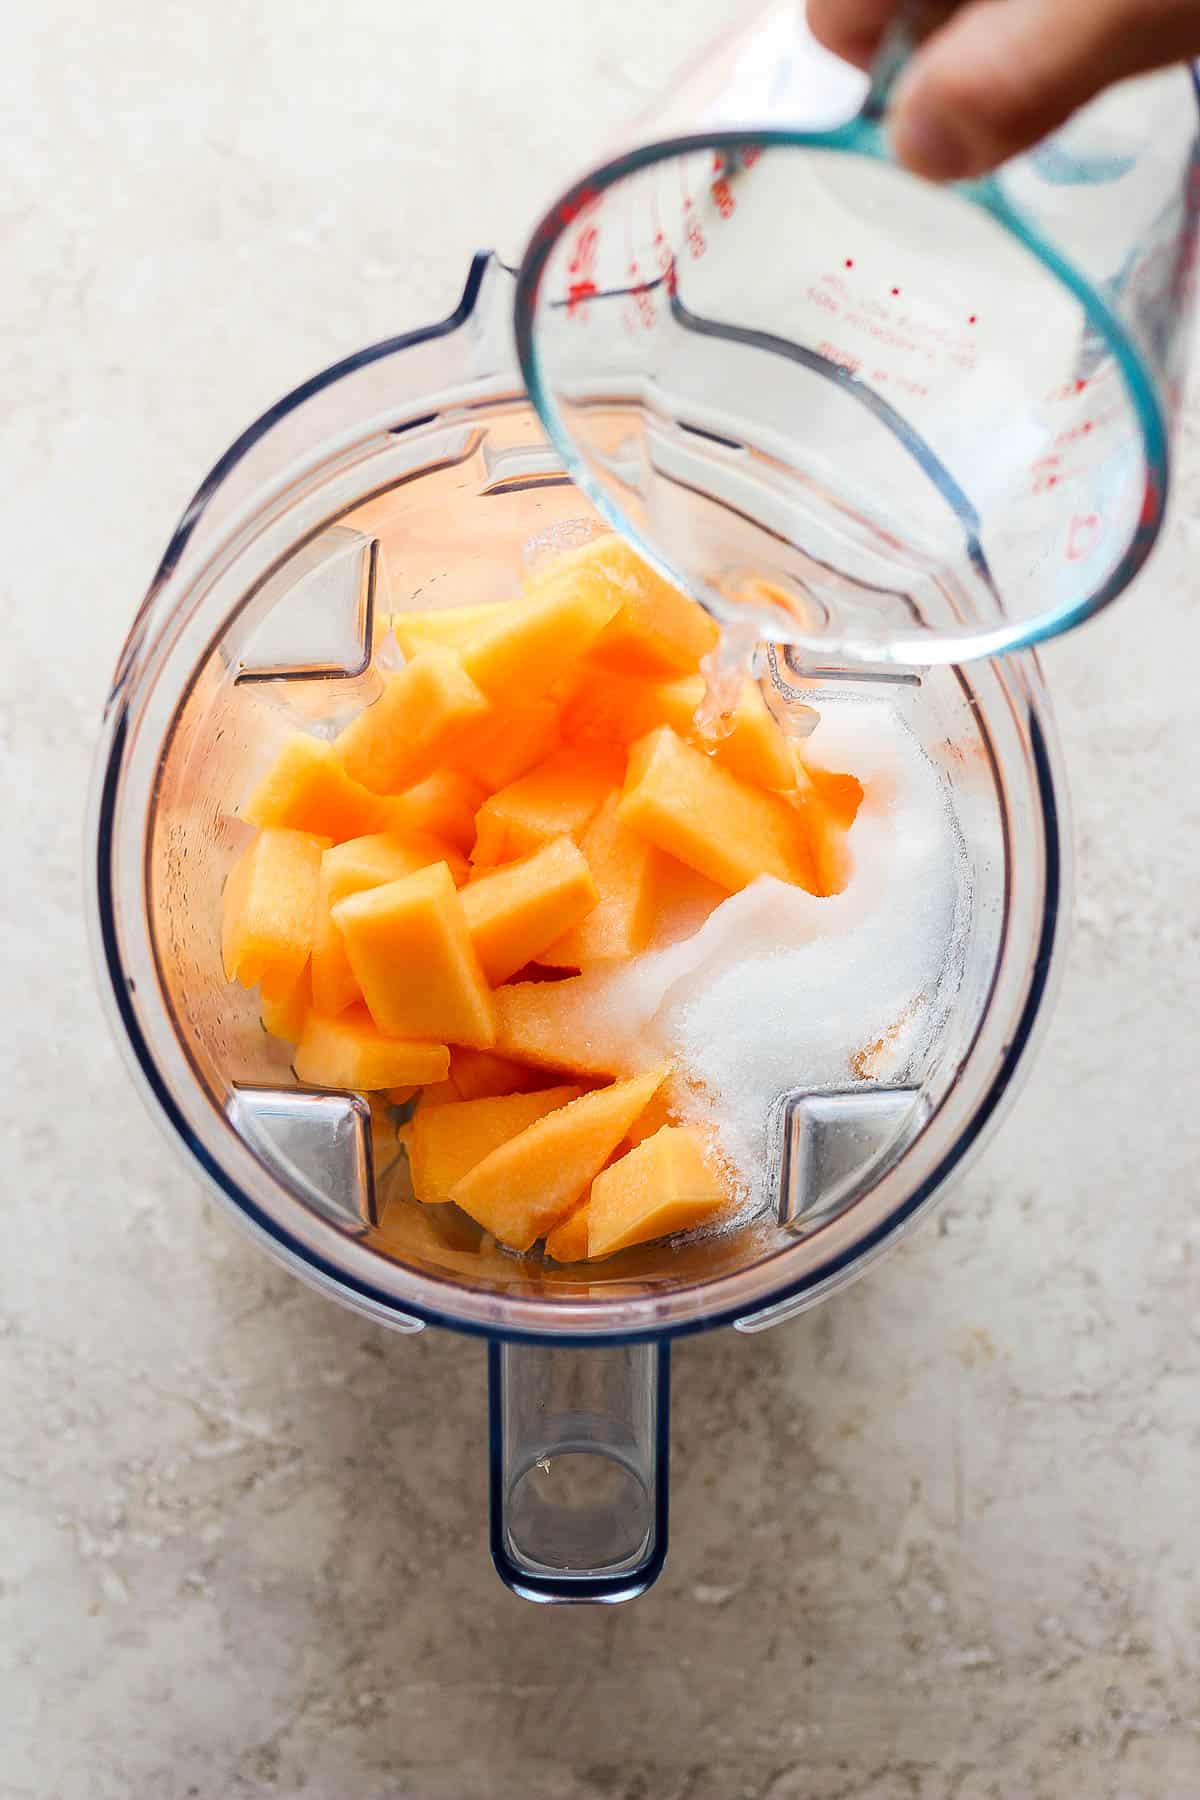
(90, 255, 1068, 1601)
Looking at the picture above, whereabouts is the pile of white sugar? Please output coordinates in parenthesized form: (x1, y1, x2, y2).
(564, 699, 966, 1215)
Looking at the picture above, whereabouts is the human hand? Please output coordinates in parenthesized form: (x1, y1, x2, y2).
(807, 0, 1200, 179)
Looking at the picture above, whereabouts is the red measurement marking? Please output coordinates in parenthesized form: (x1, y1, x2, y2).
(566, 280, 597, 317)
(741, 144, 762, 169)
(818, 339, 861, 374)
(686, 216, 707, 259)
(891, 286, 901, 296)
(845, 258, 855, 269)
(567, 225, 598, 278)
(968, 314, 977, 325)
(710, 177, 736, 219)
(1031, 454, 1063, 496)
(1065, 513, 1102, 560)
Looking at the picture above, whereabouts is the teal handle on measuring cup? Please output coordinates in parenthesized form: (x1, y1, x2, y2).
(515, 4, 1200, 666)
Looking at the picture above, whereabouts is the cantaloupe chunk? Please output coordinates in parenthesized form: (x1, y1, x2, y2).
(492, 979, 624, 1079)
(650, 856, 728, 944)
(618, 726, 817, 894)
(563, 663, 795, 791)
(536, 534, 718, 675)
(447, 1047, 541, 1101)
(460, 836, 599, 985)
(377, 769, 486, 853)
(449, 1068, 668, 1250)
(312, 833, 462, 1018)
(616, 1081, 677, 1150)
(804, 761, 865, 830)
(471, 748, 621, 867)
(559, 667, 703, 749)
(700, 677, 795, 791)
(781, 750, 864, 897)
(332, 861, 495, 1047)
(244, 733, 386, 841)
(543, 796, 660, 967)
(222, 826, 327, 994)
(416, 1079, 461, 1107)
(408, 1085, 583, 1203)
(260, 960, 311, 1043)
(544, 1203, 591, 1264)
(587, 1125, 731, 1258)
(450, 696, 560, 792)
(294, 1005, 449, 1091)
(334, 648, 488, 794)
(459, 572, 621, 701)
(392, 601, 511, 659)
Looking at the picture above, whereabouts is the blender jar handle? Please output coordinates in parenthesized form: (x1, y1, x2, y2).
(488, 1339, 670, 1603)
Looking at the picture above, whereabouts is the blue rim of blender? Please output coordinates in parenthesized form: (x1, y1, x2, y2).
(91, 251, 1067, 1348)
(514, 116, 1178, 666)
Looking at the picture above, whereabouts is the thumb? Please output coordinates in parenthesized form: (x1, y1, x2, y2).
(888, 0, 1200, 181)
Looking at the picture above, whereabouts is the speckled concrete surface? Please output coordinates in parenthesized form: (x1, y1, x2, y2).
(4, 4, 1200, 1796)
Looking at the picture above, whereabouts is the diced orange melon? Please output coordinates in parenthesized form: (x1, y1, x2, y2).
(449, 1068, 669, 1250)
(408, 1085, 583, 1204)
(294, 1005, 449, 1091)
(311, 833, 462, 1018)
(471, 747, 621, 867)
(616, 1081, 677, 1150)
(805, 762, 865, 830)
(450, 696, 561, 792)
(222, 826, 327, 994)
(535, 535, 718, 675)
(460, 836, 599, 985)
(699, 677, 795, 791)
(447, 1048, 541, 1101)
(618, 726, 817, 894)
(559, 667, 704, 749)
(587, 1125, 731, 1258)
(392, 601, 511, 659)
(260, 960, 311, 1043)
(332, 861, 496, 1047)
(334, 648, 488, 794)
(781, 750, 864, 897)
(377, 769, 486, 853)
(650, 856, 728, 944)
(543, 796, 660, 967)
(544, 1203, 591, 1264)
(416, 1079, 461, 1108)
(459, 571, 621, 701)
(492, 979, 624, 1079)
(244, 733, 386, 841)
(563, 663, 796, 792)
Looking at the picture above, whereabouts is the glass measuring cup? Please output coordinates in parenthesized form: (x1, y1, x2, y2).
(90, 255, 1068, 1601)
(515, 0, 1200, 667)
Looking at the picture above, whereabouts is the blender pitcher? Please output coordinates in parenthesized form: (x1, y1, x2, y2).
(90, 255, 1068, 1602)
(515, 1, 1200, 667)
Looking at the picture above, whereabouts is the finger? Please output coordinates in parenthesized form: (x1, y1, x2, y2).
(889, 0, 1200, 181)
(807, 0, 899, 69)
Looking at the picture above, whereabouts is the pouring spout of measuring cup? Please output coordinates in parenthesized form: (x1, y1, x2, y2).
(514, 2, 1199, 668)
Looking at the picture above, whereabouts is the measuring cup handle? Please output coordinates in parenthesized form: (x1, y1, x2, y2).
(487, 1339, 670, 1603)
(865, 1, 958, 116)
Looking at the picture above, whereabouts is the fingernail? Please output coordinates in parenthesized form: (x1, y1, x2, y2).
(888, 107, 971, 181)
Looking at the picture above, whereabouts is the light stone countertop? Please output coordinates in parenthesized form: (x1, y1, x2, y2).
(3, 3, 1199, 1796)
